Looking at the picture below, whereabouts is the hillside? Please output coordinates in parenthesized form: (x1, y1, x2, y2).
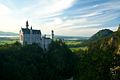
(85, 28, 120, 80)
(89, 29, 113, 41)
(100, 31, 120, 54)
(89, 30, 120, 55)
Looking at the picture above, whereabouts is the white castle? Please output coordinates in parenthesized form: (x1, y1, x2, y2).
(19, 21, 54, 50)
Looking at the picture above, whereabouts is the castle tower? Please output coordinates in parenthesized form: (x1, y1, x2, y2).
(51, 30, 54, 40)
(30, 26, 33, 44)
(26, 20, 29, 29)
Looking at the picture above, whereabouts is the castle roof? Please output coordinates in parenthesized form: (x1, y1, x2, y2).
(21, 28, 41, 34)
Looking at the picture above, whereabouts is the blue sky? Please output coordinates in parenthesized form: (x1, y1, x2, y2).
(0, 0, 120, 36)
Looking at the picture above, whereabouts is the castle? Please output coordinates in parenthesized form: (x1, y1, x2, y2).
(19, 21, 54, 50)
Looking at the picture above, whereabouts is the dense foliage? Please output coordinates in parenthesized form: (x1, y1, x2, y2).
(0, 41, 75, 80)
(1, 30, 120, 80)
(73, 48, 114, 80)
(73, 31, 120, 80)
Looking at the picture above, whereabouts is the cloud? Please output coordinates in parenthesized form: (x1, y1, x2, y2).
(0, 3, 25, 32)
(64, 1, 120, 27)
(80, 12, 102, 17)
(0, 0, 120, 36)
(0, 0, 76, 32)
(0, 3, 11, 15)
(17, 0, 76, 19)
(35, 0, 75, 16)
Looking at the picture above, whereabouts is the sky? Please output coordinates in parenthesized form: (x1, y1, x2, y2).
(0, 0, 120, 37)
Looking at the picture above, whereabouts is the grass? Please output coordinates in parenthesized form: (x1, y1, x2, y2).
(0, 41, 17, 45)
(0, 37, 18, 45)
(65, 41, 81, 45)
(65, 41, 82, 48)
(70, 47, 88, 52)
(65, 40, 88, 52)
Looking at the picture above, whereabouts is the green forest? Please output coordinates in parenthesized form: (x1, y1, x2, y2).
(0, 29, 120, 80)
(0, 41, 75, 80)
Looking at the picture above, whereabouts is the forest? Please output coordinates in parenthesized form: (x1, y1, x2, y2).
(0, 32, 120, 80)
(0, 41, 75, 80)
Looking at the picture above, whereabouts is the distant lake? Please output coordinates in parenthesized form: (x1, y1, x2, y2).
(0, 36, 18, 37)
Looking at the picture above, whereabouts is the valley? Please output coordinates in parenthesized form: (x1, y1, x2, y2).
(0, 27, 120, 80)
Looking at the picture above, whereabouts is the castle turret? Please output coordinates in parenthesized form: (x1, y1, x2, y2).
(51, 30, 54, 40)
(30, 26, 32, 44)
(26, 20, 29, 29)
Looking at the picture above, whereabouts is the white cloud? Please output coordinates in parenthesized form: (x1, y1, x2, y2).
(80, 12, 102, 17)
(0, 0, 76, 33)
(18, 0, 76, 19)
(0, 3, 11, 15)
(34, 0, 75, 17)
(0, 0, 120, 36)
(0, 3, 25, 32)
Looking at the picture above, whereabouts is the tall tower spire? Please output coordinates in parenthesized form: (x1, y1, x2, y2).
(26, 20, 29, 29)
(51, 30, 54, 40)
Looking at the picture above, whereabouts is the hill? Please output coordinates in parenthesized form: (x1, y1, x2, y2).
(85, 28, 120, 80)
(100, 31, 120, 54)
(89, 29, 113, 41)
(89, 30, 120, 55)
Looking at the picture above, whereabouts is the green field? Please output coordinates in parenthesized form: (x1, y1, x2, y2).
(70, 47, 88, 52)
(0, 37, 18, 45)
(65, 40, 88, 52)
(0, 41, 17, 45)
(65, 41, 81, 47)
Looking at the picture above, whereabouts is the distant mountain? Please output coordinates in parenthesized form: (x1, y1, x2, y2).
(89, 29, 113, 41)
(55, 35, 89, 41)
(0, 31, 18, 37)
(88, 25, 120, 55)
(89, 30, 120, 55)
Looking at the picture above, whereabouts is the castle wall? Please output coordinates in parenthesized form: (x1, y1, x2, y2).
(41, 38, 52, 50)
(24, 34, 31, 44)
(31, 34, 41, 44)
